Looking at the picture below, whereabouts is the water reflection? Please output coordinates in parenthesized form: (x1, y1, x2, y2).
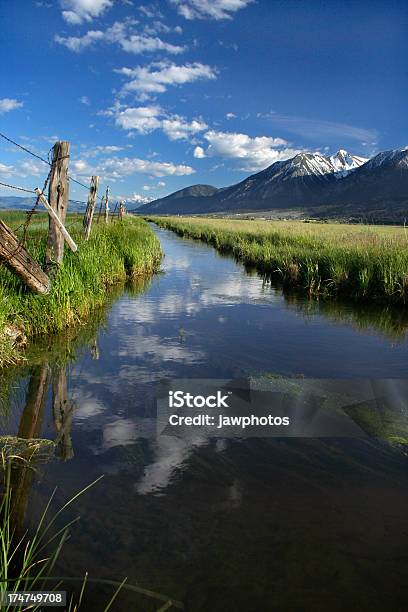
(1, 226, 408, 610)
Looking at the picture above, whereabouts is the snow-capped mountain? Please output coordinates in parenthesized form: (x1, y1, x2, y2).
(329, 149, 368, 175)
(138, 148, 408, 220)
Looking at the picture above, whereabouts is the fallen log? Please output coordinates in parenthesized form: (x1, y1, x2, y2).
(0, 219, 51, 294)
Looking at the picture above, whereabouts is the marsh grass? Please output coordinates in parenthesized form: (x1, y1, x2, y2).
(150, 217, 408, 304)
(0, 449, 127, 611)
(0, 213, 162, 366)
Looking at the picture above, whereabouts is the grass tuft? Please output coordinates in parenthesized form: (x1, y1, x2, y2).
(0, 213, 162, 367)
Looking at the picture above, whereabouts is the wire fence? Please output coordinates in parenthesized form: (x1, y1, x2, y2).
(0, 130, 104, 201)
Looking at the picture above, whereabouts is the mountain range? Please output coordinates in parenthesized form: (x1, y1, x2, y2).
(138, 148, 408, 222)
(0, 196, 144, 214)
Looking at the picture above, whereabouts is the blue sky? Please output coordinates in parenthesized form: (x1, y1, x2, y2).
(1, 0, 407, 204)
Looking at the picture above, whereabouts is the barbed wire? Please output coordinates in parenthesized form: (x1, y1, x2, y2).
(0, 180, 36, 194)
(0, 131, 50, 166)
(0, 130, 104, 201)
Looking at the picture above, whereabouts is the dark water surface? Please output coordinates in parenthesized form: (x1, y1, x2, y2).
(1, 226, 408, 611)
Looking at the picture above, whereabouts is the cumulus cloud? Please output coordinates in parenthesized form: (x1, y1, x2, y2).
(199, 130, 302, 171)
(0, 98, 23, 114)
(68, 154, 195, 181)
(170, 0, 253, 20)
(117, 61, 216, 96)
(55, 30, 104, 52)
(193, 145, 206, 158)
(55, 21, 185, 55)
(107, 21, 185, 54)
(114, 192, 154, 205)
(0, 162, 17, 178)
(0, 159, 45, 181)
(114, 105, 163, 134)
(79, 95, 90, 105)
(226, 112, 237, 119)
(111, 104, 207, 140)
(60, 0, 113, 24)
(161, 116, 207, 140)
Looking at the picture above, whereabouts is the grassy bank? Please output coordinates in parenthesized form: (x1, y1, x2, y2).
(0, 213, 162, 367)
(150, 216, 408, 304)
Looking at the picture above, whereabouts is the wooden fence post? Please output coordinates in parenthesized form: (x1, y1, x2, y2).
(45, 141, 70, 274)
(83, 175, 100, 240)
(35, 189, 77, 253)
(0, 220, 51, 294)
(104, 186, 110, 224)
(97, 195, 105, 224)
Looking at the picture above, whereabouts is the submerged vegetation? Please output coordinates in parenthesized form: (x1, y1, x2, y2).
(0, 213, 162, 367)
(150, 217, 408, 304)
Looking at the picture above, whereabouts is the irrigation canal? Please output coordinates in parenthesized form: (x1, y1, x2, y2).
(1, 225, 408, 611)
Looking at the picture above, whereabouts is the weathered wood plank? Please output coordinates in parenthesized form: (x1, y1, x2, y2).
(104, 186, 110, 224)
(46, 141, 70, 271)
(83, 175, 100, 240)
(35, 189, 77, 252)
(0, 220, 51, 294)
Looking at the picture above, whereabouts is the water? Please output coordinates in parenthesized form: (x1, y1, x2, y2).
(1, 226, 408, 611)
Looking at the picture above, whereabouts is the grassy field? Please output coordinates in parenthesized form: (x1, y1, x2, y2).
(0, 212, 162, 367)
(150, 216, 408, 304)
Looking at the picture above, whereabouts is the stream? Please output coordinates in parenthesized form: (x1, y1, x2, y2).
(1, 225, 408, 611)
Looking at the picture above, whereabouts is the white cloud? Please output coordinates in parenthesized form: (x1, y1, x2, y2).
(79, 95, 90, 105)
(157, 181, 166, 187)
(60, 0, 113, 24)
(0, 162, 17, 178)
(143, 21, 183, 36)
(0, 159, 45, 181)
(111, 104, 207, 140)
(193, 145, 206, 158)
(68, 154, 195, 180)
(0, 98, 23, 114)
(170, 0, 253, 20)
(83, 144, 126, 157)
(20, 160, 45, 177)
(55, 21, 185, 55)
(263, 113, 379, 144)
(117, 61, 217, 95)
(119, 33, 184, 54)
(161, 116, 207, 140)
(200, 130, 302, 171)
(138, 4, 163, 19)
(100, 156, 195, 178)
(114, 105, 163, 134)
(55, 30, 104, 52)
(114, 192, 154, 205)
(106, 21, 185, 54)
(226, 112, 237, 119)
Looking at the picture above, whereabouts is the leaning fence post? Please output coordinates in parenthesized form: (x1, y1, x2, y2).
(83, 175, 100, 240)
(35, 189, 77, 253)
(104, 186, 110, 224)
(0, 219, 51, 294)
(45, 141, 70, 275)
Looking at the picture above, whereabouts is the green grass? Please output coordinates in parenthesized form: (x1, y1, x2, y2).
(0, 213, 162, 367)
(149, 216, 408, 304)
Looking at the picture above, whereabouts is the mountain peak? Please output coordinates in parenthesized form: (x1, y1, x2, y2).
(329, 149, 367, 174)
